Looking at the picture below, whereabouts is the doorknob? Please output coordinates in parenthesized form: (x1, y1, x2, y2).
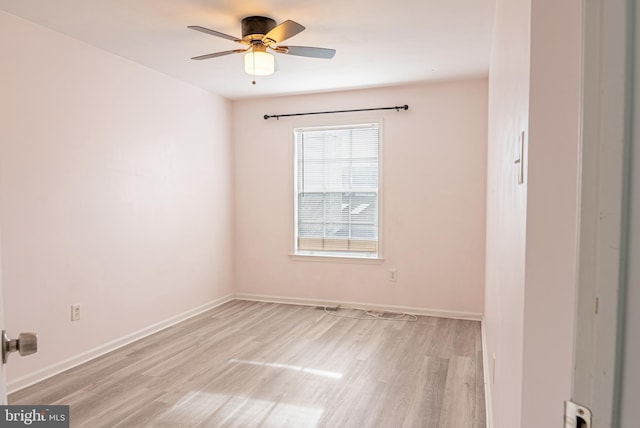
(2, 330, 38, 364)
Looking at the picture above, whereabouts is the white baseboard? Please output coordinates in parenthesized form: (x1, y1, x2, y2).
(234, 293, 483, 321)
(481, 319, 494, 428)
(7, 294, 234, 394)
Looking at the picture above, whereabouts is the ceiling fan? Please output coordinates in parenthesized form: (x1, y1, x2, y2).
(188, 16, 336, 82)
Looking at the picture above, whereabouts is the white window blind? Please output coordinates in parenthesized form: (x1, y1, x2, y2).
(294, 123, 380, 257)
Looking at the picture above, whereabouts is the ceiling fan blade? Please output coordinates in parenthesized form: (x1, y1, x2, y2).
(263, 20, 305, 44)
(191, 49, 247, 60)
(277, 46, 336, 59)
(188, 26, 241, 43)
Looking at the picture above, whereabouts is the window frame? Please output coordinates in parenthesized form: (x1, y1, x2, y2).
(289, 120, 384, 263)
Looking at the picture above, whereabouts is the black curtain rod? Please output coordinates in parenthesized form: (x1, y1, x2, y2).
(263, 104, 409, 120)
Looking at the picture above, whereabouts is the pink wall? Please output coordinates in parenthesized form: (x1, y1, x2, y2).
(233, 80, 488, 315)
(486, 0, 582, 427)
(0, 12, 234, 384)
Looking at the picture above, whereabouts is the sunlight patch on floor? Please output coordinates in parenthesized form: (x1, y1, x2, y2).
(155, 391, 323, 427)
(229, 358, 343, 379)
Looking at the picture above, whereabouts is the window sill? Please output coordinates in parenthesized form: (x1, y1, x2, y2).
(288, 252, 384, 264)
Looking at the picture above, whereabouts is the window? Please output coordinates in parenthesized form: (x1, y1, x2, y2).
(293, 123, 380, 258)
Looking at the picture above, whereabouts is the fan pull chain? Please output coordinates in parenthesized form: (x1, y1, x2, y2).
(252, 50, 257, 85)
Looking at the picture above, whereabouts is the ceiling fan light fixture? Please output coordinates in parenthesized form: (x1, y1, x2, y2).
(244, 49, 275, 76)
(189, 16, 336, 80)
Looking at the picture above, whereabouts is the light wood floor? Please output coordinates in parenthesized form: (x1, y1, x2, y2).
(10, 300, 486, 427)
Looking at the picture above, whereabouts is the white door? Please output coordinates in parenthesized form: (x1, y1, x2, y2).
(619, 3, 640, 425)
(0, 233, 6, 404)
(573, 0, 634, 426)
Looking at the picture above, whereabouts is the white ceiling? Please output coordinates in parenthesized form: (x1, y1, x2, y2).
(0, 0, 495, 100)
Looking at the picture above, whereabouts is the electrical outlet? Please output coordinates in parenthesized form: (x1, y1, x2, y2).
(389, 269, 398, 282)
(71, 304, 81, 321)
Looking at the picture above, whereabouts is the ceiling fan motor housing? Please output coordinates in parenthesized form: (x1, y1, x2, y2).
(241, 16, 277, 41)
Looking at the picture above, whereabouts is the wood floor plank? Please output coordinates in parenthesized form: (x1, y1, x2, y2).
(474, 349, 487, 428)
(439, 356, 477, 428)
(401, 356, 449, 428)
(9, 300, 486, 427)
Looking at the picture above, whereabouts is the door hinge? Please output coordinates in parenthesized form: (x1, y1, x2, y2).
(595, 297, 599, 315)
(565, 400, 592, 428)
